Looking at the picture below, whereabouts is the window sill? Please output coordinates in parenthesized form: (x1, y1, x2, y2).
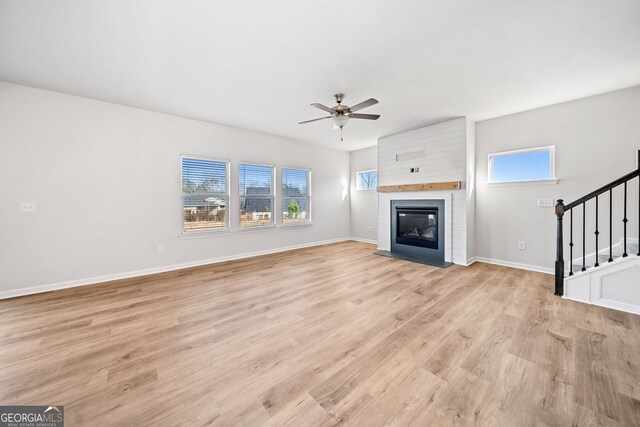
(485, 179, 558, 188)
(280, 222, 313, 228)
(180, 228, 231, 239)
(238, 224, 277, 232)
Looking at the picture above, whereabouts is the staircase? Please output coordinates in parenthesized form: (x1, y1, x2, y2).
(554, 150, 640, 314)
(570, 241, 639, 273)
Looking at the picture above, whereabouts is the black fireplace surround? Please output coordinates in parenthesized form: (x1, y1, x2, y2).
(390, 199, 446, 266)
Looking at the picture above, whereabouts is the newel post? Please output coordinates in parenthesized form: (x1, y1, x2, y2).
(554, 199, 565, 296)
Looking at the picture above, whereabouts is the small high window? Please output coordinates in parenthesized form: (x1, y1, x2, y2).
(356, 169, 378, 191)
(488, 146, 555, 183)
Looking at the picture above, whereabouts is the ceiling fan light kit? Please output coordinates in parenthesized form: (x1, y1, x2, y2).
(332, 115, 350, 128)
(299, 93, 380, 141)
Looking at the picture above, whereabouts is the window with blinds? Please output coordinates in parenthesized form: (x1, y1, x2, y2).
(282, 167, 311, 225)
(181, 156, 230, 233)
(239, 163, 275, 227)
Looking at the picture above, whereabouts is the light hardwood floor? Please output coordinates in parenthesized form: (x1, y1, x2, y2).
(1, 241, 640, 426)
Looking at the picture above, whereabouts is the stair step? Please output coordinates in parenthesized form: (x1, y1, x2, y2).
(571, 264, 590, 273)
(570, 253, 640, 274)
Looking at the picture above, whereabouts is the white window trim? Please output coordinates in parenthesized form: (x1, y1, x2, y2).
(180, 154, 231, 236)
(238, 162, 276, 229)
(281, 166, 312, 227)
(487, 145, 556, 185)
(356, 168, 378, 191)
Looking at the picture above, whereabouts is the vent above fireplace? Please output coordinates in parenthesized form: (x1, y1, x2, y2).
(396, 150, 425, 162)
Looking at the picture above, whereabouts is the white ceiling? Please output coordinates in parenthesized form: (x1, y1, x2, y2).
(1, 0, 639, 151)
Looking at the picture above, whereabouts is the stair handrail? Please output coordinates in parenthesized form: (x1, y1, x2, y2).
(554, 149, 640, 296)
(564, 169, 639, 210)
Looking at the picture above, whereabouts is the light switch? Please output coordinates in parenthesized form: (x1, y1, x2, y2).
(20, 202, 37, 213)
(537, 199, 554, 208)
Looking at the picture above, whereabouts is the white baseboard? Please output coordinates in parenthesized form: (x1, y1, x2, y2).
(591, 298, 640, 315)
(470, 257, 554, 275)
(349, 237, 378, 245)
(0, 237, 351, 300)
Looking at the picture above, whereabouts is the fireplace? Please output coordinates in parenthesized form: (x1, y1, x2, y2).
(390, 199, 446, 266)
(396, 207, 438, 249)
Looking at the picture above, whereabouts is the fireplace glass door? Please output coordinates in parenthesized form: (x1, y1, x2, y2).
(395, 208, 438, 249)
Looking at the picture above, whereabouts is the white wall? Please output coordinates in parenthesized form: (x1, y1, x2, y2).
(349, 146, 378, 243)
(476, 86, 640, 272)
(377, 118, 474, 265)
(0, 82, 351, 296)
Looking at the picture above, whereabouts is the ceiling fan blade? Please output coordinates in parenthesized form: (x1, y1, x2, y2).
(298, 116, 332, 124)
(349, 113, 380, 120)
(349, 98, 378, 112)
(310, 103, 335, 114)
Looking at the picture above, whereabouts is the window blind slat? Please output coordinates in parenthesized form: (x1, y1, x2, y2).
(182, 158, 228, 194)
(282, 168, 308, 196)
(239, 164, 273, 195)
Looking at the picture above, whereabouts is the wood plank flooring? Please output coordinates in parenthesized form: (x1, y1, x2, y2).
(1, 241, 640, 426)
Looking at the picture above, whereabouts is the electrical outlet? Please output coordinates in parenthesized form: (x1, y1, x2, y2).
(367, 225, 372, 232)
(537, 199, 554, 208)
(19, 202, 37, 213)
(518, 241, 526, 250)
(156, 244, 164, 254)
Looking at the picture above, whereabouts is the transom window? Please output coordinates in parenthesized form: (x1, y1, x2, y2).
(282, 167, 311, 225)
(181, 156, 229, 233)
(239, 163, 275, 228)
(488, 146, 555, 183)
(356, 169, 378, 191)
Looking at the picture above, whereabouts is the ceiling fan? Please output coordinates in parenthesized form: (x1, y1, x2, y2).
(298, 93, 380, 141)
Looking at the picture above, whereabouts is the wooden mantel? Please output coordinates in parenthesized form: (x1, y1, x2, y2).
(377, 181, 461, 192)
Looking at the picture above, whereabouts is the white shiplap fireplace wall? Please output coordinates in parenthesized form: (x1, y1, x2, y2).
(377, 117, 476, 265)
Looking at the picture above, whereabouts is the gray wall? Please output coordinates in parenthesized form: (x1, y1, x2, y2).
(349, 146, 378, 243)
(475, 86, 640, 271)
(0, 82, 351, 295)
